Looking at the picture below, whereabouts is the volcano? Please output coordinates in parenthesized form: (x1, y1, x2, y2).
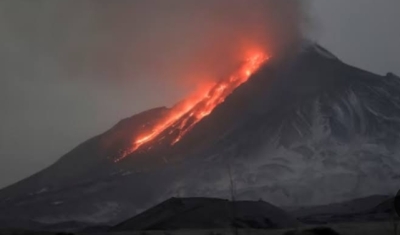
(0, 42, 400, 227)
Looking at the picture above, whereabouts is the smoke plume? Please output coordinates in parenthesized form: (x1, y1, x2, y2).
(2, 0, 308, 86)
(88, 0, 307, 87)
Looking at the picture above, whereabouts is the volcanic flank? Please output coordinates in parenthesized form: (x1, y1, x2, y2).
(115, 52, 269, 162)
(0, 42, 400, 226)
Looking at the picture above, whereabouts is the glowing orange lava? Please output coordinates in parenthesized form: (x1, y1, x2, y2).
(116, 52, 269, 162)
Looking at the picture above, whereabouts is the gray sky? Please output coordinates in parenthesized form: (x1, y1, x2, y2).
(311, 0, 400, 76)
(0, 1, 399, 189)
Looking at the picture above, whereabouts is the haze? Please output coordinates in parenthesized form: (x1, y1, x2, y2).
(0, 0, 399, 189)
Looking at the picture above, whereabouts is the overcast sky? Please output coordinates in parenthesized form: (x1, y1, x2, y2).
(0, 1, 399, 189)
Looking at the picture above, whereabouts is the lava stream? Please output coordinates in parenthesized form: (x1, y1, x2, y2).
(116, 52, 269, 161)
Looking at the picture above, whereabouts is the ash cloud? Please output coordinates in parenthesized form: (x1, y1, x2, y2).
(1, 0, 308, 86)
(92, 0, 308, 84)
(88, 0, 309, 86)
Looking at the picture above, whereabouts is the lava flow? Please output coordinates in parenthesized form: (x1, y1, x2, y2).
(116, 52, 269, 162)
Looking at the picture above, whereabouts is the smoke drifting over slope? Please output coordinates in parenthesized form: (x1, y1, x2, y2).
(88, 0, 308, 86)
(1, 0, 308, 85)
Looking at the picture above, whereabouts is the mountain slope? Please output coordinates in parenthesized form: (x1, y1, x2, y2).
(0, 42, 399, 226)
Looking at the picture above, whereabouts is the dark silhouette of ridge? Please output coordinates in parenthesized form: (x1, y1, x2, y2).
(111, 197, 298, 231)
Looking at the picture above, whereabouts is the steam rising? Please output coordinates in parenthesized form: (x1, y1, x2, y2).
(0, 0, 307, 85)
(1, 0, 308, 93)
(89, 0, 307, 86)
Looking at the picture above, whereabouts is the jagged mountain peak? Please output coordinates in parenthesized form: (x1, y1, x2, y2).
(300, 40, 339, 61)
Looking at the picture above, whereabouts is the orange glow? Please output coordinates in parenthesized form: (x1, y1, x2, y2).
(115, 52, 269, 162)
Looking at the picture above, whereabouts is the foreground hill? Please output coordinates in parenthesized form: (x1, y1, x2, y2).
(112, 197, 298, 231)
